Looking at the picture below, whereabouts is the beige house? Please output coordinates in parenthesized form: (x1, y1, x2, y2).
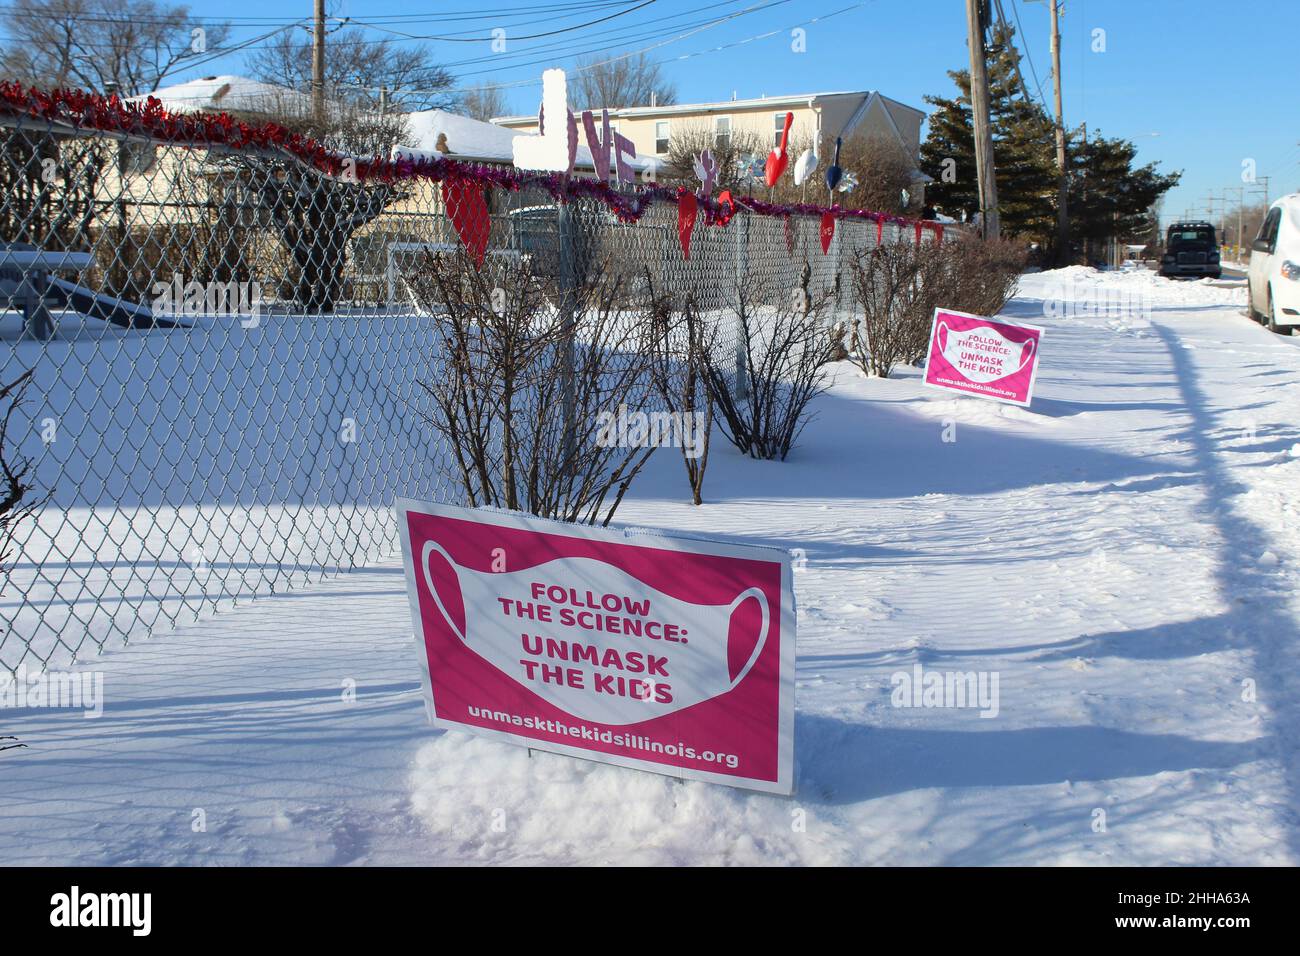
(493, 89, 926, 170)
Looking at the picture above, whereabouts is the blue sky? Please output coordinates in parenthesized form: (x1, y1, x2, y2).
(96, 0, 1300, 227)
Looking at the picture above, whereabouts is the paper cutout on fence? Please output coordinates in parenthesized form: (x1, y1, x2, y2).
(820, 211, 835, 255)
(613, 131, 637, 185)
(581, 109, 613, 182)
(693, 149, 718, 200)
(765, 112, 793, 187)
(678, 191, 698, 259)
(442, 180, 490, 268)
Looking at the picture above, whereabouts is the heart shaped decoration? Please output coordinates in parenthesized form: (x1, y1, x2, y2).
(442, 179, 490, 269)
(820, 212, 835, 255)
(678, 191, 698, 259)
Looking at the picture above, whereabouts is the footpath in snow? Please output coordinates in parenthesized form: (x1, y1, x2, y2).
(3, 266, 1299, 865)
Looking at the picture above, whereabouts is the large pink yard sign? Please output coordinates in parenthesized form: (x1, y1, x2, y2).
(923, 307, 1045, 407)
(397, 500, 796, 794)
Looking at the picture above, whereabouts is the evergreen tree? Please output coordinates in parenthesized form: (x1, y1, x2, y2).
(919, 23, 1178, 262)
(919, 23, 1055, 241)
(1067, 130, 1181, 262)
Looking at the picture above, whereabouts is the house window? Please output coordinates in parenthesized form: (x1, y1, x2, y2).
(774, 112, 787, 147)
(714, 116, 731, 149)
(655, 121, 670, 155)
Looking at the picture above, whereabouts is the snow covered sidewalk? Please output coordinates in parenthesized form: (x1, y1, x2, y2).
(4, 266, 1299, 865)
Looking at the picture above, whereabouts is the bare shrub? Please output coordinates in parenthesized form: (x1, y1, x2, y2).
(849, 239, 945, 377)
(704, 265, 836, 461)
(850, 236, 1028, 378)
(943, 237, 1028, 317)
(642, 273, 715, 505)
(407, 249, 660, 526)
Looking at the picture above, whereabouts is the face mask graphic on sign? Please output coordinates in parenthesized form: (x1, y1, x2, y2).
(938, 321, 1035, 384)
(420, 540, 769, 725)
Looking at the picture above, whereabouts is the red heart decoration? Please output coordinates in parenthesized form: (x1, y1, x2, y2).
(820, 212, 835, 255)
(678, 191, 698, 259)
(442, 179, 490, 269)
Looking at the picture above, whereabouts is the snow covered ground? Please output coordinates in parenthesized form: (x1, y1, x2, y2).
(4, 265, 1300, 865)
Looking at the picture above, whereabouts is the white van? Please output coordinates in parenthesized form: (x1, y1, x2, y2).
(1248, 194, 1300, 335)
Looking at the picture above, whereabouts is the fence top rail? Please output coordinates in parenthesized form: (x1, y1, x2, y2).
(0, 81, 945, 240)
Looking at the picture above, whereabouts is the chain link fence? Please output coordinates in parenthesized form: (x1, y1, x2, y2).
(0, 109, 905, 673)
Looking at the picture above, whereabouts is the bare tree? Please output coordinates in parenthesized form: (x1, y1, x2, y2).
(570, 52, 676, 110)
(836, 133, 921, 215)
(0, 0, 231, 95)
(0, 125, 110, 252)
(248, 26, 454, 112)
(460, 83, 509, 122)
(227, 99, 413, 313)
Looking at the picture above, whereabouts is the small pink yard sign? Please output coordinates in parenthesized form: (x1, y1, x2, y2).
(923, 308, 1045, 407)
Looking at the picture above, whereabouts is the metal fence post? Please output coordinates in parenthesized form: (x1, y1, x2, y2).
(558, 200, 578, 476)
(732, 212, 750, 402)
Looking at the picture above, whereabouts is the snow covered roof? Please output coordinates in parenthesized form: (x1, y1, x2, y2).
(398, 108, 655, 172)
(126, 75, 311, 118)
(401, 109, 521, 162)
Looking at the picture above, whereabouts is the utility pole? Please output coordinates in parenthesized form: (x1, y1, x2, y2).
(1204, 190, 1222, 224)
(311, 0, 326, 125)
(965, 0, 1000, 239)
(1253, 175, 1271, 206)
(1224, 186, 1245, 259)
(1049, 0, 1068, 261)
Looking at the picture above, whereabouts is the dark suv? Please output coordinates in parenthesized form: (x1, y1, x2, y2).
(1160, 221, 1221, 279)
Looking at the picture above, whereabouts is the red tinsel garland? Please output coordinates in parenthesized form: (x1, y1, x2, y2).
(0, 81, 944, 239)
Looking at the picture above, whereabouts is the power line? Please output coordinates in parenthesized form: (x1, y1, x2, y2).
(312, 0, 765, 56)
(357, 0, 659, 42)
(334, 0, 859, 99)
(0, 0, 639, 27)
(1009, 0, 1046, 102)
(991, 0, 1046, 110)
